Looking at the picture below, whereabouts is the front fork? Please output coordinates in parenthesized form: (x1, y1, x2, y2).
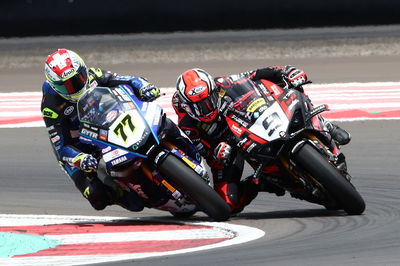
(272, 133, 342, 187)
(286, 133, 350, 183)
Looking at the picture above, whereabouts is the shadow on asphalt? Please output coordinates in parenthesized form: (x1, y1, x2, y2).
(121, 209, 349, 223)
(231, 209, 347, 220)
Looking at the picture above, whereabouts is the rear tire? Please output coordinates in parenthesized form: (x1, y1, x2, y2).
(293, 143, 365, 215)
(159, 155, 231, 221)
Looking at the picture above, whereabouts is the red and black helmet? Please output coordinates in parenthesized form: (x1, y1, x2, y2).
(176, 68, 219, 122)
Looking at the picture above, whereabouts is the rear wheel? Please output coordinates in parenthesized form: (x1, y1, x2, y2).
(159, 155, 231, 221)
(293, 143, 365, 215)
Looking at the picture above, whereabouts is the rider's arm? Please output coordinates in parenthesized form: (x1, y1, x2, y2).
(250, 66, 286, 84)
(225, 66, 286, 85)
(176, 115, 223, 168)
(89, 67, 160, 101)
(41, 83, 94, 169)
(172, 92, 210, 157)
(252, 65, 308, 89)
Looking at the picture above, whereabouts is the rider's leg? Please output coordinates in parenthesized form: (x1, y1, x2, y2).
(212, 152, 257, 214)
(63, 164, 144, 211)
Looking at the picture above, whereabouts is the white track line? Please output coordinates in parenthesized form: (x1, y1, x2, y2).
(0, 214, 265, 266)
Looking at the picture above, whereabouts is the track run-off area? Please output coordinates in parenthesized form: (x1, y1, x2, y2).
(0, 214, 264, 265)
(1, 81, 400, 129)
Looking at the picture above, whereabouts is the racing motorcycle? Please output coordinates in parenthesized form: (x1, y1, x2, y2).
(77, 85, 231, 221)
(219, 77, 365, 215)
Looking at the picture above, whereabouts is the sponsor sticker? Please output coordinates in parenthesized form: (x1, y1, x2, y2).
(246, 98, 266, 113)
(81, 128, 98, 138)
(231, 124, 243, 136)
(61, 68, 75, 79)
(111, 155, 128, 166)
(102, 146, 112, 153)
(50, 135, 60, 143)
(106, 111, 118, 122)
(42, 108, 58, 119)
(188, 85, 206, 97)
(103, 149, 128, 162)
(270, 84, 282, 95)
(64, 106, 74, 116)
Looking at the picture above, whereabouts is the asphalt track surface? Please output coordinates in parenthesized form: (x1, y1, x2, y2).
(1, 25, 400, 265)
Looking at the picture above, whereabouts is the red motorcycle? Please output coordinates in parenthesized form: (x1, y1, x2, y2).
(220, 77, 365, 215)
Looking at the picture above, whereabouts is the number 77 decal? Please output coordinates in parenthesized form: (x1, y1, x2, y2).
(113, 114, 135, 143)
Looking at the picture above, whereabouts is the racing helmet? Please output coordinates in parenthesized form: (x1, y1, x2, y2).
(44, 49, 89, 102)
(176, 68, 219, 122)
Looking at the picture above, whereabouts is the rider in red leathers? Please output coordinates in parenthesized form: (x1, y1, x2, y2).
(172, 66, 351, 214)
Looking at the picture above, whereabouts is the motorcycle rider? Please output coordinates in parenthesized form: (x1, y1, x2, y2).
(41, 48, 160, 211)
(172, 66, 351, 214)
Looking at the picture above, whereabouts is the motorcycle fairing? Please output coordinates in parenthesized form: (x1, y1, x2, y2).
(258, 79, 299, 120)
(224, 80, 291, 144)
(118, 85, 161, 146)
(248, 101, 290, 142)
(78, 86, 162, 168)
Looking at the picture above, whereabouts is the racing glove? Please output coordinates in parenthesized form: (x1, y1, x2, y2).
(139, 84, 160, 101)
(71, 153, 98, 172)
(213, 142, 232, 163)
(284, 65, 308, 88)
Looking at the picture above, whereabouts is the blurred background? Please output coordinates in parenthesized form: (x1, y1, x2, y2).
(2, 0, 400, 37)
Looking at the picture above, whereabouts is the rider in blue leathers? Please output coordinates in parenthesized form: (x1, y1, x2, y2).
(41, 49, 160, 211)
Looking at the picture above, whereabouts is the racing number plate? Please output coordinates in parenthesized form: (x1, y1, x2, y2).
(108, 110, 146, 148)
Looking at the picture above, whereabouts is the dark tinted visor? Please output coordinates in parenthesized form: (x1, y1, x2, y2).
(53, 68, 88, 96)
(193, 90, 218, 117)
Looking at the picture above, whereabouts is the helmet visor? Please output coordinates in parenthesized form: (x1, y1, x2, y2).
(52, 67, 88, 97)
(191, 90, 218, 118)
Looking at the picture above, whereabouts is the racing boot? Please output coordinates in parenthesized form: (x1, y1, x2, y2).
(325, 121, 351, 146)
(230, 178, 259, 215)
(109, 184, 144, 212)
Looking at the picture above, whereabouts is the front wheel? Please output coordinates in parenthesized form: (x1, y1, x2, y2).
(159, 155, 231, 221)
(293, 143, 366, 215)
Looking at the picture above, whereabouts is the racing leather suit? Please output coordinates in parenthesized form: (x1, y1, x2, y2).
(41, 67, 155, 211)
(172, 66, 288, 213)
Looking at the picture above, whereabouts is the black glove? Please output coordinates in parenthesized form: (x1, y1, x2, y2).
(213, 142, 232, 163)
(284, 65, 308, 87)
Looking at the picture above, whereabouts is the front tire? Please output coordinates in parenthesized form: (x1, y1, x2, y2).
(293, 143, 366, 215)
(159, 155, 231, 221)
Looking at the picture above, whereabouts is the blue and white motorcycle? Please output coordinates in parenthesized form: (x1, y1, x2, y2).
(77, 85, 230, 221)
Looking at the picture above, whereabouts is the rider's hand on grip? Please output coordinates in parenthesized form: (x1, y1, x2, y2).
(73, 153, 98, 172)
(284, 65, 308, 88)
(213, 142, 232, 163)
(139, 84, 160, 101)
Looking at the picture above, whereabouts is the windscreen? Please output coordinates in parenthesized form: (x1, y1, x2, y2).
(227, 79, 262, 112)
(78, 87, 132, 127)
